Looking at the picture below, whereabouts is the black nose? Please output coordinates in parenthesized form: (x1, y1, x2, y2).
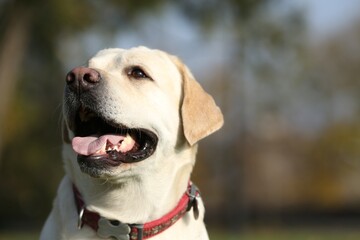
(66, 67, 101, 93)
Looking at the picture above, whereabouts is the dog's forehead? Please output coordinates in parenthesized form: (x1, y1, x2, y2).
(89, 48, 125, 66)
(88, 47, 176, 72)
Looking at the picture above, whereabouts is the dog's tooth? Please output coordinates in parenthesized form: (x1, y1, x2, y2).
(106, 145, 111, 151)
(114, 145, 120, 151)
(119, 134, 135, 152)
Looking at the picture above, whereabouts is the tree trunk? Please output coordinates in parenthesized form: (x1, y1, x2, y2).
(0, 8, 31, 167)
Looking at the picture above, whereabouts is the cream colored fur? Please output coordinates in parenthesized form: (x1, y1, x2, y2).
(40, 46, 223, 240)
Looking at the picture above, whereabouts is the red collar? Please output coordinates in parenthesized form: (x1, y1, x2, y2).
(73, 182, 200, 240)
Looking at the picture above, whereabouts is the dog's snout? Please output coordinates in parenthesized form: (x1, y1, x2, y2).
(66, 67, 101, 92)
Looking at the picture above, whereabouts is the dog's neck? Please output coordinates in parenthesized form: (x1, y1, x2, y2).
(63, 144, 197, 224)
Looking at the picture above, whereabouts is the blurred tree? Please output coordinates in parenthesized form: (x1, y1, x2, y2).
(0, 6, 31, 164)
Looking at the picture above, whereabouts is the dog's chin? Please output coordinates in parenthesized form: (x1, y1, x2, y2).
(77, 155, 119, 178)
(78, 161, 110, 178)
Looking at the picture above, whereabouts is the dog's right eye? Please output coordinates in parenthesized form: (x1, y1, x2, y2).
(127, 67, 151, 80)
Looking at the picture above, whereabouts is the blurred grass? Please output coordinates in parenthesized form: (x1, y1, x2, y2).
(2, 228, 360, 240)
(0, 231, 38, 240)
(209, 228, 360, 240)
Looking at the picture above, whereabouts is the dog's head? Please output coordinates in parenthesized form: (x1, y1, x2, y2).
(62, 46, 223, 180)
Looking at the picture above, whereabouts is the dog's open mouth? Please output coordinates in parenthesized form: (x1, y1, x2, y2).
(71, 107, 158, 167)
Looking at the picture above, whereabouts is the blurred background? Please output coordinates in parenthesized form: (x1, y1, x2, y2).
(1, 0, 360, 239)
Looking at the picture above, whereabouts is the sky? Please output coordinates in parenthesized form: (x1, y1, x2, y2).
(290, 0, 360, 39)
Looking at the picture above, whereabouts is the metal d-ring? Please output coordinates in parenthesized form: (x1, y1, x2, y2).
(186, 183, 200, 220)
(77, 207, 85, 229)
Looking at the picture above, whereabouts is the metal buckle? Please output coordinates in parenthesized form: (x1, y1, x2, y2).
(77, 207, 85, 229)
(97, 217, 131, 240)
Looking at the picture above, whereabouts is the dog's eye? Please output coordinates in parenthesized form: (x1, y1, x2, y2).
(128, 67, 150, 80)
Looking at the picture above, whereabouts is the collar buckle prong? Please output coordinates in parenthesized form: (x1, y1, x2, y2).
(130, 224, 144, 240)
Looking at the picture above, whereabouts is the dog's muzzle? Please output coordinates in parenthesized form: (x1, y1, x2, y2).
(64, 67, 158, 177)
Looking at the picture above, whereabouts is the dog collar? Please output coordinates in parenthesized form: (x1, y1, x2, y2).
(73, 183, 200, 240)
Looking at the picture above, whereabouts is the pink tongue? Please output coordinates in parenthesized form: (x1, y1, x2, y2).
(72, 135, 125, 156)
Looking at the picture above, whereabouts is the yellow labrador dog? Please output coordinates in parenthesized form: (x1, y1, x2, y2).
(40, 46, 223, 240)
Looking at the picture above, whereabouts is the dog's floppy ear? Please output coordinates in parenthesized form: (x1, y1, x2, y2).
(172, 56, 224, 146)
